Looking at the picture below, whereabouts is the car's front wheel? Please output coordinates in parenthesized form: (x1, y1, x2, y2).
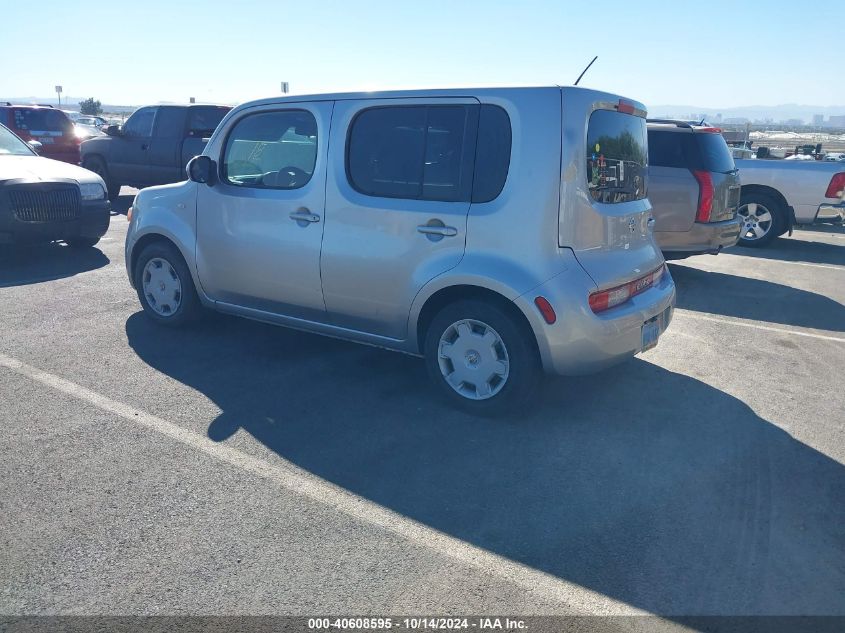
(134, 241, 201, 326)
(424, 299, 541, 415)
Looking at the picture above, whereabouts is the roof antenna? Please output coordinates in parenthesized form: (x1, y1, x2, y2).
(574, 56, 598, 86)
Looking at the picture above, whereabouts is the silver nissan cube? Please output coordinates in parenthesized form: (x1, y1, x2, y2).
(125, 86, 675, 413)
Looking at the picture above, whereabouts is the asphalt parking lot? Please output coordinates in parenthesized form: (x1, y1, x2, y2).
(1, 195, 844, 619)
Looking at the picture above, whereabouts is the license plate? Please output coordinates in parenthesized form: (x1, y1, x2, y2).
(641, 314, 662, 351)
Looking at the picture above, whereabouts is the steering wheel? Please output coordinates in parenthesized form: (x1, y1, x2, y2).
(272, 165, 309, 188)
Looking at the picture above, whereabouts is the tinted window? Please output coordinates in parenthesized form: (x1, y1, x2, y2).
(647, 129, 690, 168)
(187, 106, 229, 137)
(12, 108, 72, 135)
(123, 107, 156, 137)
(154, 106, 186, 138)
(223, 110, 317, 190)
(586, 109, 648, 203)
(347, 105, 474, 202)
(695, 133, 735, 174)
(472, 105, 511, 203)
(648, 129, 736, 174)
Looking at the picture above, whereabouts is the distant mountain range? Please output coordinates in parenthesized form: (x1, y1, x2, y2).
(648, 103, 845, 123)
(4, 96, 845, 123)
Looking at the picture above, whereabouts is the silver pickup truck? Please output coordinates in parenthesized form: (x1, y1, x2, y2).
(734, 159, 845, 246)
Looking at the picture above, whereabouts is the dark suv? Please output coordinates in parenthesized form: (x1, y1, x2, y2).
(647, 120, 741, 259)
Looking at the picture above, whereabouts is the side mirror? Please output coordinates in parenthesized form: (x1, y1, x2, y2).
(27, 140, 43, 153)
(104, 125, 122, 137)
(187, 155, 216, 185)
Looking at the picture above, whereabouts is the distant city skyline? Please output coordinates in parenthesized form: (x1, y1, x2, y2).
(1, 0, 842, 111)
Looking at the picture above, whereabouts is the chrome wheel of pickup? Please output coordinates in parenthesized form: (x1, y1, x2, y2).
(737, 202, 773, 241)
(437, 319, 510, 401)
(142, 257, 183, 317)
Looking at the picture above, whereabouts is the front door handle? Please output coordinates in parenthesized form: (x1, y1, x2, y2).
(289, 210, 321, 225)
(417, 224, 457, 237)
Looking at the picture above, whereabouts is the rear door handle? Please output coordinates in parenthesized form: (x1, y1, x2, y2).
(289, 210, 321, 224)
(417, 224, 457, 237)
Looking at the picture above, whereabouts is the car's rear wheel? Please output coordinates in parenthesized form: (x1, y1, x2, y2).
(423, 299, 541, 415)
(736, 192, 786, 247)
(134, 242, 201, 326)
(82, 156, 121, 201)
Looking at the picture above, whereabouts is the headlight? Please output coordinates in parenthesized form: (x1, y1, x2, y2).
(79, 182, 106, 201)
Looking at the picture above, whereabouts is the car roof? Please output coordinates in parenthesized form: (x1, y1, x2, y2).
(229, 85, 645, 112)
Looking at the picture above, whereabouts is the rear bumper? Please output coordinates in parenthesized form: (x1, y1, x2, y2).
(0, 200, 110, 245)
(655, 217, 741, 255)
(515, 265, 676, 376)
(815, 203, 845, 223)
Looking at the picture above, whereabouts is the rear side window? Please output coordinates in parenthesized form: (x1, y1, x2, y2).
(472, 105, 511, 203)
(586, 109, 648, 203)
(154, 106, 186, 138)
(187, 106, 229, 137)
(223, 109, 318, 190)
(12, 109, 72, 135)
(647, 130, 689, 168)
(347, 105, 476, 202)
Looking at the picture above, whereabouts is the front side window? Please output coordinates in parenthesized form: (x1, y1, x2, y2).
(223, 110, 317, 190)
(347, 105, 474, 202)
(586, 109, 648, 203)
(123, 107, 156, 137)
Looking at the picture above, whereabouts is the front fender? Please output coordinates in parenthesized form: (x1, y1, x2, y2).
(125, 182, 202, 298)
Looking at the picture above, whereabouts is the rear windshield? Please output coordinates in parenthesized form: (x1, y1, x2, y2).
(648, 129, 736, 174)
(12, 108, 72, 135)
(586, 109, 648, 203)
(695, 132, 735, 174)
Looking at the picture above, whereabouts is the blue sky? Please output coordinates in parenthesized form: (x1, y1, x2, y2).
(1, 0, 841, 108)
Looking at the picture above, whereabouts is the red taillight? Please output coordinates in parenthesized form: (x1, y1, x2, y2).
(534, 296, 557, 324)
(698, 127, 722, 133)
(825, 172, 845, 199)
(589, 265, 665, 314)
(617, 100, 635, 114)
(692, 170, 714, 222)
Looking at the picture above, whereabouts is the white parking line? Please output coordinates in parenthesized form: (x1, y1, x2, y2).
(675, 310, 845, 343)
(748, 259, 843, 272)
(0, 351, 639, 615)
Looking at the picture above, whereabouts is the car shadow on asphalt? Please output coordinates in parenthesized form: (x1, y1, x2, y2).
(0, 242, 109, 288)
(727, 233, 845, 267)
(668, 263, 845, 332)
(125, 312, 845, 617)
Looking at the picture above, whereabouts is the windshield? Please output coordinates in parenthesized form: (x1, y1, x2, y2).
(0, 124, 36, 156)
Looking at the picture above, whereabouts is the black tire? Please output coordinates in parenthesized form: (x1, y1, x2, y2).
(423, 299, 541, 415)
(65, 236, 100, 248)
(82, 156, 121, 202)
(134, 241, 201, 326)
(736, 191, 787, 248)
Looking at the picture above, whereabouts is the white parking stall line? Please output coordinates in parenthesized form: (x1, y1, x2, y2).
(674, 310, 845, 343)
(746, 259, 844, 272)
(0, 352, 639, 615)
